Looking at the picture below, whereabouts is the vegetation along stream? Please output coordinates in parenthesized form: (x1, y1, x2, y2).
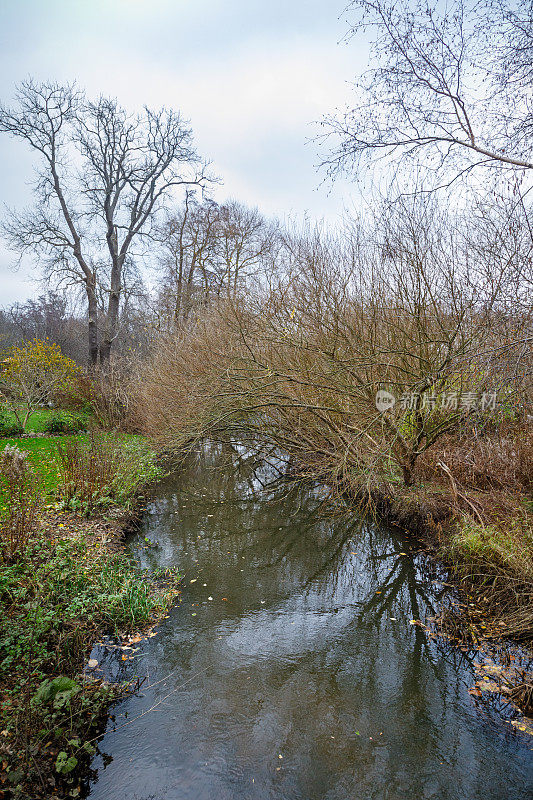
(87, 443, 533, 800)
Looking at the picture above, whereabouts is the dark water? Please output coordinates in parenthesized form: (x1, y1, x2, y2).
(88, 443, 533, 800)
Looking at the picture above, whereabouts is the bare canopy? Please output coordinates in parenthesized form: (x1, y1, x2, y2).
(0, 80, 210, 365)
(323, 0, 533, 189)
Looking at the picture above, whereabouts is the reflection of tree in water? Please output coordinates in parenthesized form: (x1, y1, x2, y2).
(99, 441, 531, 800)
(181, 440, 444, 621)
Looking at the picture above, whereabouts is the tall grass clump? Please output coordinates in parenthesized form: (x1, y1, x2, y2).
(445, 508, 533, 639)
(0, 444, 42, 562)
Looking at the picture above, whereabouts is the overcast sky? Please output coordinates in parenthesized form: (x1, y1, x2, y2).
(0, 0, 367, 304)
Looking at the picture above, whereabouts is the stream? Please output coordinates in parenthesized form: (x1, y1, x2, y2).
(87, 442, 533, 800)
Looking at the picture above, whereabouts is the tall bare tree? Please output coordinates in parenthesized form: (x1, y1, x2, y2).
(0, 80, 210, 365)
(216, 200, 275, 298)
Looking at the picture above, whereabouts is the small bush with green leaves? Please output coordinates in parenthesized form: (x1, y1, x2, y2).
(0, 406, 23, 437)
(43, 410, 88, 434)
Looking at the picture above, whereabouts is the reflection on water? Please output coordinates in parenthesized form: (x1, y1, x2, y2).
(88, 442, 533, 800)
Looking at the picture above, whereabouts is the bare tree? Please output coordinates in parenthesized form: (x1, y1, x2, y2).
(156, 197, 275, 327)
(323, 0, 533, 189)
(0, 80, 210, 365)
(157, 193, 220, 326)
(215, 200, 275, 298)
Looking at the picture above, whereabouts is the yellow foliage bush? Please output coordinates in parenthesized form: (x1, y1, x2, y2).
(0, 339, 82, 431)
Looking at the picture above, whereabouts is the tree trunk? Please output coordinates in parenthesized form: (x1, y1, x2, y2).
(22, 408, 32, 432)
(86, 279, 99, 368)
(100, 255, 122, 364)
(401, 455, 417, 487)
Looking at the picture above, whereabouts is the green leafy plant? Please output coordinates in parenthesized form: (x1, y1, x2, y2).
(54, 750, 78, 775)
(43, 410, 88, 434)
(33, 676, 80, 709)
(0, 405, 23, 437)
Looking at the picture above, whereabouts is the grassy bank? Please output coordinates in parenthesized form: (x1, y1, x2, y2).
(0, 429, 178, 799)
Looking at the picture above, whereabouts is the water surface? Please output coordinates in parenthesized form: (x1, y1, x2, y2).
(88, 443, 533, 800)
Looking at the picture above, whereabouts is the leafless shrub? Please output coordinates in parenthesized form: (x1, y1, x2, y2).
(416, 426, 533, 493)
(135, 197, 531, 494)
(55, 432, 157, 513)
(0, 445, 42, 561)
(89, 363, 137, 432)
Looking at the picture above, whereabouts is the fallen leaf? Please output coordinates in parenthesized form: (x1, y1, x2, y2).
(511, 719, 533, 735)
(478, 680, 500, 693)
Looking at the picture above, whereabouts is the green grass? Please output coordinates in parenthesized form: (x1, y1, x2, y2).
(0, 435, 83, 496)
(0, 407, 57, 434)
(1, 408, 91, 436)
(447, 512, 533, 582)
(24, 409, 57, 433)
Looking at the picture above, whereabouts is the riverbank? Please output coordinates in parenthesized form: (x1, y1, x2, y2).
(0, 432, 179, 799)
